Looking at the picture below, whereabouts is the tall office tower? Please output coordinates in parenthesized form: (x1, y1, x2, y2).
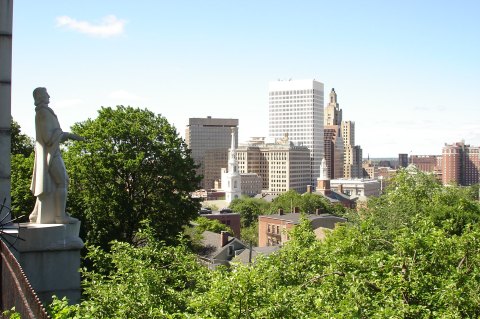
(442, 141, 480, 186)
(398, 153, 409, 168)
(324, 88, 342, 126)
(236, 135, 311, 195)
(324, 88, 344, 179)
(185, 117, 238, 189)
(221, 128, 241, 203)
(342, 121, 363, 178)
(268, 79, 324, 186)
(324, 128, 344, 179)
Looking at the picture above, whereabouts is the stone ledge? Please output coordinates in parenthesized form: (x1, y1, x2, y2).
(15, 222, 84, 253)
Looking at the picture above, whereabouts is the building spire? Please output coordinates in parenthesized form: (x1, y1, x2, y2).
(228, 127, 238, 174)
(320, 157, 329, 180)
(330, 88, 337, 104)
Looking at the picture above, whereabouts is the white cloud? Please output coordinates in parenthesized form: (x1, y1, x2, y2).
(108, 90, 147, 102)
(56, 15, 126, 38)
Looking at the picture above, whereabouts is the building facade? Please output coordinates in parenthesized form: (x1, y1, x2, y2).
(341, 121, 363, 178)
(362, 160, 379, 179)
(410, 155, 442, 174)
(442, 141, 480, 186)
(236, 135, 311, 195)
(185, 117, 238, 189)
(323, 88, 344, 179)
(258, 212, 346, 247)
(330, 178, 381, 198)
(240, 173, 263, 197)
(268, 79, 324, 185)
(398, 153, 409, 168)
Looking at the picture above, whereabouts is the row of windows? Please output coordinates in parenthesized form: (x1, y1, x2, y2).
(270, 96, 313, 100)
(269, 89, 316, 95)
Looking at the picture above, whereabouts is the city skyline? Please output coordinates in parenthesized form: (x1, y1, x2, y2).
(10, 1, 480, 157)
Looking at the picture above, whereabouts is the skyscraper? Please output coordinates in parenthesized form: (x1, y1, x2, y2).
(324, 88, 342, 126)
(185, 117, 238, 189)
(324, 88, 344, 179)
(268, 79, 324, 185)
(398, 153, 409, 168)
(342, 120, 363, 178)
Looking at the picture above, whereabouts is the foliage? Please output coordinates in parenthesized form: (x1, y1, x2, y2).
(77, 229, 209, 318)
(49, 170, 480, 318)
(362, 169, 480, 235)
(10, 153, 35, 219)
(2, 307, 21, 319)
(270, 190, 344, 216)
(229, 196, 270, 227)
(11, 119, 34, 157)
(10, 119, 35, 219)
(193, 216, 232, 234)
(300, 192, 335, 214)
(64, 106, 201, 248)
(48, 296, 80, 319)
(240, 222, 258, 246)
(269, 190, 303, 214)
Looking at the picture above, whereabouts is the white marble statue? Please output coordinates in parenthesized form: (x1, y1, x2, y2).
(29, 87, 84, 224)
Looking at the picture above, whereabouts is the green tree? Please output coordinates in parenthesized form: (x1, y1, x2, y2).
(229, 196, 270, 227)
(240, 222, 258, 246)
(64, 230, 209, 318)
(10, 119, 35, 219)
(194, 216, 232, 234)
(11, 119, 34, 157)
(269, 190, 303, 214)
(10, 154, 34, 218)
(362, 169, 480, 235)
(301, 192, 333, 214)
(48, 173, 480, 318)
(64, 106, 201, 249)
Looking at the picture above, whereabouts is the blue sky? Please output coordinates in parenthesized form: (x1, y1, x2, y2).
(11, 0, 480, 157)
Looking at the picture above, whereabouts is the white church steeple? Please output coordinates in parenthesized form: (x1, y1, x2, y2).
(317, 157, 331, 195)
(221, 128, 241, 203)
(319, 157, 329, 180)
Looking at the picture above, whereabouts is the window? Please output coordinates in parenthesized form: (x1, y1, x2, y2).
(228, 245, 234, 256)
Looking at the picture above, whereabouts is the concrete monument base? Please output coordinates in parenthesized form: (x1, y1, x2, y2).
(6, 221, 84, 305)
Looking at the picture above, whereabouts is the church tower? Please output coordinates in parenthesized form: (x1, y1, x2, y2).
(221, 128, 242, 203)
(316, 158, 331, 195)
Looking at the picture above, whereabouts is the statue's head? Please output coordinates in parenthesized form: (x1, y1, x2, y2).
(33, 87, 50, 106)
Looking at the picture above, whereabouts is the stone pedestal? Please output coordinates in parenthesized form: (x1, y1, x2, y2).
(7, 221, 84, 305)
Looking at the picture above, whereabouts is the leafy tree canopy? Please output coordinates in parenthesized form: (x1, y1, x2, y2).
(360, 168, 480, 235)
(193, 216, 232, 234)
(49, 171, 480, 318)
(11, 118, 34, 157)
(10, 119, 35, 218)
(64, 106, 201, 249)
(229, 196, 270, 227)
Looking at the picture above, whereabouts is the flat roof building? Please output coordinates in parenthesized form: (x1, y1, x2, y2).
(186, 117, 238, 189)
(268, 79, 324, 185)
(236, 135, 311, 195)
(442, 141, 480, 186)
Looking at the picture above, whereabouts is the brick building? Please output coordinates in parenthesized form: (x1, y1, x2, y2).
(442, 141, 480, 186)
(200, 211, 241, 239)
(258, 212, 346, 247)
